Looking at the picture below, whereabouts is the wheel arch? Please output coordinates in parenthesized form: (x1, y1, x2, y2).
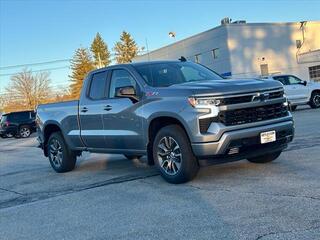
(310, 89, 320, 108)
(311, 89, 320, 95)
(43, 122, 64, 157)
(147, 115, 191, 165)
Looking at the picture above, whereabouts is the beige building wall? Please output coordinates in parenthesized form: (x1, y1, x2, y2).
(134, 21, 320, 81)
(227, 21, 320, 80)
(134, 26, 232, 76)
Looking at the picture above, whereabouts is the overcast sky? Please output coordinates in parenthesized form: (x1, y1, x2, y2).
(1, 0, 319, 93)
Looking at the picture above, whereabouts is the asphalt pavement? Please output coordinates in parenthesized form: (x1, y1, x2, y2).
(0, 106, 319, 240)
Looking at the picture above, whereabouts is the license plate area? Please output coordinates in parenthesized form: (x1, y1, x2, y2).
(260, 130, 276, 144)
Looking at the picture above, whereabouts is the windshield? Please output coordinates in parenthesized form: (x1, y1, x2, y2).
(134, 62, 223, 87)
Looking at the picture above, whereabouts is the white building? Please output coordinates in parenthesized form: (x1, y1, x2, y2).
(134, 20, 320, 82)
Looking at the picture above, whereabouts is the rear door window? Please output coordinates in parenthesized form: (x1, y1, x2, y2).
(17, 112, 30, 120)
(88, 71, 108, 100)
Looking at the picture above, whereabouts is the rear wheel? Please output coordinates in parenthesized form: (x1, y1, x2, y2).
(153, 125, 199, 184)
(309, 91, 320, 108)
(247, 151, 282, 163)
(124, 154, 142, 160)
(47, 132, 76, 173)
(19, 126, 31, 138)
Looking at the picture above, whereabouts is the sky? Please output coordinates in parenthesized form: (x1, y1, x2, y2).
(1, 0, 320, 94)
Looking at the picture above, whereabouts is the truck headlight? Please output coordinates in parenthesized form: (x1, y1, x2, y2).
(188, 97, 221, 107)
(188, 97, 220, 119)
(283, 94, 289, 107)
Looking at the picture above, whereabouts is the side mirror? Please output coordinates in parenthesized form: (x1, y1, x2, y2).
(298, 80, 307, 86)
(115, 86, 138, 102)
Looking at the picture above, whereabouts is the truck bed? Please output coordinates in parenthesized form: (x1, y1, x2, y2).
(37, 100, 84, 149)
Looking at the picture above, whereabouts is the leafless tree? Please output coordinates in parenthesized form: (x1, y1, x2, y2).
(5, 69, 52, 110)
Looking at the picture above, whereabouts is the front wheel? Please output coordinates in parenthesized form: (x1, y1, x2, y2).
(247, 151, 282, 163)
(47, 132, 77, 173)
(5, 132, 14, 138)
(153, 125, 199, 184)
(309, 92, 320, 108)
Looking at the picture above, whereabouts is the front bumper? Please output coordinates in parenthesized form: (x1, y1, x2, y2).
(191, 120, 294, 161)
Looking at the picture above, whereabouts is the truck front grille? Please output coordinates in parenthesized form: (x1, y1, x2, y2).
(218, 103, 288, 126)
(218, 90, 284, 105)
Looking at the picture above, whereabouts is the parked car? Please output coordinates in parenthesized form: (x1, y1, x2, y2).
(0, 111, 36, 138)
(263, 74, 320, 110)
(37, 60, 294, 184)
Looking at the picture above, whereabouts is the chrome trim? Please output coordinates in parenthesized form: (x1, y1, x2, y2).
(193, 88, 283, 99)
(218, 97, 286, 111)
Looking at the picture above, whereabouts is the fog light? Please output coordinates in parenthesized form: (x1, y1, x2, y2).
(228, 147, 239, 155)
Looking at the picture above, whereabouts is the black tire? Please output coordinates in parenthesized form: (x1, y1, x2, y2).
(153, 124, 199, 184)
(290, 105, 297, 111)
(309, 91, 320, 109)
(124, 154, 142, 160)
(19, 125, 31, 138)
(6, 132, 14, 138)
(247, 151, 282, 163)
(47, 132, 76, 173)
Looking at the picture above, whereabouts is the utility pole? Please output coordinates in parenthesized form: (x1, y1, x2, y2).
(145, 38, 150, 61)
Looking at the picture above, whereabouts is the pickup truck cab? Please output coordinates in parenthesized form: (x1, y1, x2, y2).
(263, 74, 320, 110)
(37, 60, 294, 183)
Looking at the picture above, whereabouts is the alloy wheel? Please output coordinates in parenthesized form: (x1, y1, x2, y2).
(313, 94, 320, 107)
(157, 136, 182, 176)
(6, 133, 14, 138)
(20, 127, 31, 138)
(49, 139, 63, 168)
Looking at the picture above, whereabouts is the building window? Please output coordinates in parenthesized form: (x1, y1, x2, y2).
(309, 65, 320, 82)
(194, 54, 201, 63)
(212, 48, 219, 59)
(260, 64, 269, 76)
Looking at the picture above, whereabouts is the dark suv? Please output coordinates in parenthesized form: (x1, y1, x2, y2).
(0, 111, 36, 138)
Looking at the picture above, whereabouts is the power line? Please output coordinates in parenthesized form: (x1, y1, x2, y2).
(0, 59, 71, 70)
(0, 66, 70, 77)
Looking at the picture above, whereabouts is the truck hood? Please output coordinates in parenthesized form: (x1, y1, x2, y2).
(168, 79, 283, 96)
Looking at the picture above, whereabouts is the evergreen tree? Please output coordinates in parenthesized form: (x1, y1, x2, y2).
(113, 31, 139, 63)
(69, 48, 95, 99)
(90, 32, 111, 68)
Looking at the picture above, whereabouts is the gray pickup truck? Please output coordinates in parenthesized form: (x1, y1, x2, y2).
(37, 60, 294, 183)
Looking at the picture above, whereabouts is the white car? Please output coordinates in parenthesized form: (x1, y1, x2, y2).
(264, 75, 320, 110)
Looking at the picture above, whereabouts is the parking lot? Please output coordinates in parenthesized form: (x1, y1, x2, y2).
(0, 107, 319, 240)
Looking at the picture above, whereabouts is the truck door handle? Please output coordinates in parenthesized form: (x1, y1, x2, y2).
(103, 105, 112, 111)
(81, 107, 88, 113)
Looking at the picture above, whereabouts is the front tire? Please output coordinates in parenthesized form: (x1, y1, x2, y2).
(309, 91, 320, 108)
(153, 125, 199, 184)
(47, 132, 76, 173)
(247, 151, 282, 163)
(6, 132, 15, 138)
